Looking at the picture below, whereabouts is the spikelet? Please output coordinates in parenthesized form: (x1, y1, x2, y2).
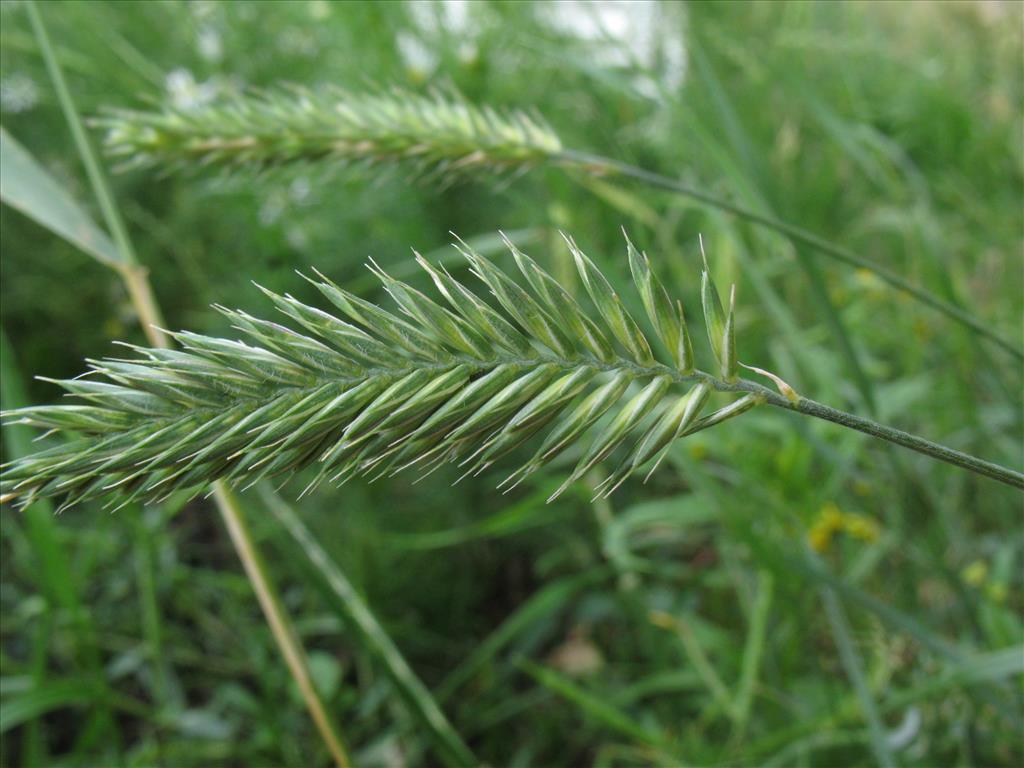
(1, 233, 756, 511)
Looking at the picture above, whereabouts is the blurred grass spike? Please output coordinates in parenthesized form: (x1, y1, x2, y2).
(97, 85, 562, 182)
(3, 231, 1023, 509)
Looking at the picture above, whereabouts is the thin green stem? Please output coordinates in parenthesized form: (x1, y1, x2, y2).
(557, 149, 1023, 362)
(25, 0, 166, 348)
(259, 486, 476, 768)
(213, 485, 352, 768)
(27, 3, 135, 265)
(732, 570, 773, 740)
(652, 610, 737, 722)
(635, 364, 1018, 489)
(724, 379, 1024, 490)
(132, 509, 168, 708)
(820, 587, 897, 768)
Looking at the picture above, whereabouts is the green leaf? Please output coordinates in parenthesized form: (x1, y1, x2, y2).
(0, 679, 97, 733)
(0, 126, 121, 267)
(519, 660, 672, 751)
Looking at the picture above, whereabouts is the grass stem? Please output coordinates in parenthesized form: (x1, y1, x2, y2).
(213, 484, 352, 768)
(820, 586, 897, 768)
(559, 150, 1023, 362)
(260, 486, 476, 768)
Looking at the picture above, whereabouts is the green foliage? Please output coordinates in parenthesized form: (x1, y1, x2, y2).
(0, 128, 121, 268)
(2, 2, 1022, 767)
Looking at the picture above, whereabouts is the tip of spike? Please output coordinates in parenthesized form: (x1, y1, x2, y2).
(698, 233, 710, 273)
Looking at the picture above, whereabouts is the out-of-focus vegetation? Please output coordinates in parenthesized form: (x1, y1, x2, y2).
(1, 1, 1021, 766)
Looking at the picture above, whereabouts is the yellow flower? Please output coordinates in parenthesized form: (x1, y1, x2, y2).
(961, 560, 988, 587)
(808, 522, 834, 553)
(808, 502, 842, 552)
(844, 513, 881, 543)
(808, 503, 881, 552)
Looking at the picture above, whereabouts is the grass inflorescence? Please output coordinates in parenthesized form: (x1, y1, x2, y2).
(0, 233, 752, 511)
(97, 86, 562, 181)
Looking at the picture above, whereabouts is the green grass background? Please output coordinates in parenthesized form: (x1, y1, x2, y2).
(1, 1, 1021, 766)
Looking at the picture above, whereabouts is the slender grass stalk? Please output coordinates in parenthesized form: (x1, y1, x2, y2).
(820, 587, 897, 768)
(724, 381, 1023, 489)
(259, 486, 476, 768)
(24, 0, 166, 346)
(556, 150, 1023, 362)
(131, 507, 168, 709)
(650, 610, 736, 721)
(23, 6, 351, 763)
(213, 485, 351, 768)
(97, 87, 1022, 360)
(732, 570, 773, 739)
(24, 0, 163, 344)
(518, 659, 672, 752)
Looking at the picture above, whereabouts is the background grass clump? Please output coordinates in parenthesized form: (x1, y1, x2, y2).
(1, 1, 1022, 766)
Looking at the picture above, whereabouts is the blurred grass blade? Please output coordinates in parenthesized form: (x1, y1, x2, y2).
(0, 329, 119, 745)
(0, 330, 75, 611)
(259, 486, 476, 768)
(383, 483, 569, 550)
(26, 0, 136, 268)
(519, 659, 672, 751)
(0, 679, 97, 733)
(439, 568, 610, 701)
(733, 570, 773, 735)
(24, 0, 166, 349)
(883, 645, 1024, 710)
(650, 610, 736, 722)
(0, 126, 121, 268)
(788, 549, 962, 661)
(821, 587, 897, 768)
(688, 34, 875, 411)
